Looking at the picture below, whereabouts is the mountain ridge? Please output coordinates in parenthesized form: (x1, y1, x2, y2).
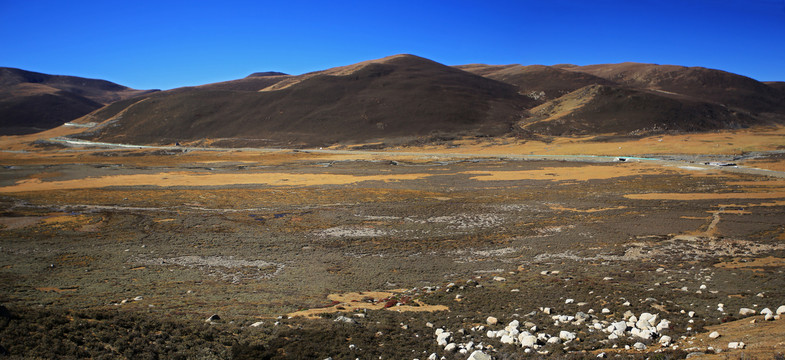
(0, 67, 157, 135)
(5, 55, 784, 144)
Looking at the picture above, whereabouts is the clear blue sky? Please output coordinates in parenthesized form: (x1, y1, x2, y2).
(2, 0, 783, 90)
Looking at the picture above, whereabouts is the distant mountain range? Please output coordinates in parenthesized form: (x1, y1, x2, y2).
(3, 55, 784, 145)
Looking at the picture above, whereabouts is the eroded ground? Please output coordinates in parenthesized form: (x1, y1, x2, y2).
(1, 134, 785, 359)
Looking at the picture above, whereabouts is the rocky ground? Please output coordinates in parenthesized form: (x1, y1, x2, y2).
(1, 145, 784, 359)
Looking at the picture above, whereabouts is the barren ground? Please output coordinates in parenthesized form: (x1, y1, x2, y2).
(1, 128, 784, 359)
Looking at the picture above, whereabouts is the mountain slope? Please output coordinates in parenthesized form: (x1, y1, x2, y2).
(455, 64, 614, 103)
(520, 84, 755, 136)
(0, 67, 156, 135)
(563, 62, 785, 114)
(77, 55, 534, 147)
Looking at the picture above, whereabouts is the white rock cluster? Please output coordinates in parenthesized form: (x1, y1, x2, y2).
(433, 328, 490, 356)
(601, 311, 672, 346)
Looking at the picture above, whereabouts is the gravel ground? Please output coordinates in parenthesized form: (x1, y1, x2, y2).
(1, 151, 784, 358)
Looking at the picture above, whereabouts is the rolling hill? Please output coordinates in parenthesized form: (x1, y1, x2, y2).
(8, 55, 784, 145)
(455, 64, 614, 104)
(458, 61, 785, 138)
(73, 55, 535, 147)
(562, 62, 785, 114)
(522, 84, 755, 136)
(0, 67, 156, 135)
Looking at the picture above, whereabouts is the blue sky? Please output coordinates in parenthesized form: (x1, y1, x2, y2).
(2, 0, 783, 90)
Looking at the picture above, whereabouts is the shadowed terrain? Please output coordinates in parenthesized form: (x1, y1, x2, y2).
(0, 67, 156, 135)
(74, 55, 535, 147)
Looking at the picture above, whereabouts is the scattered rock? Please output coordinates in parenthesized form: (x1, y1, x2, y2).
(444, 343, 457, 352)
(493, 276, 506, 282)
(334, 316, 356, 324)
(467, 350, 492, 360)
(519, 334, 537, 347)
(206, 314, 221, 322)
(776, 305, 785, 315)
(739, 308, 756, 316)
(633, 342, 647, 350)
(486, 316, 498, 325)
(728, 341, 745, 349)
(656, 319, 670, 332)
(559, 331, 576, 341)
(761, 308, 773, 315)
(436, 332, 452, 346)
(659, 335, 672, 346)
(709, 331, 720, 339)
(765, 313, 775, 321)
(250, 321, 264, 327)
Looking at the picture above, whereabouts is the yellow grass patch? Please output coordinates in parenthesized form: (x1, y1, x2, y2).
(401, 125, 785, 157)
(287, 291, 449, 319)
(626, 192, 785, 201)
(464, 163, 672, 182)
(549, 205, 627, 213)
(0, 172, 431, 193)
(714, 256, 785, 271)
(678, 316, 785, 359)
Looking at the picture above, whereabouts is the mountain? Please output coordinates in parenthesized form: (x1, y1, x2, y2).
(521, 84, 754, 136)
(24, 56, 785, 146)
(74, 55, 535, 147)
(0, 67, 156, 135)
(455, 64, 614, 103)
(562, 62, 785, 114)
(458, 62, 784, 137)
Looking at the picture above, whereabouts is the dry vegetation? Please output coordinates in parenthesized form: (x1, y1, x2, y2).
(1, 128, 785, 359)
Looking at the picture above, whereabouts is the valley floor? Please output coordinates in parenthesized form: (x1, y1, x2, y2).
(1, 129, 784, 359)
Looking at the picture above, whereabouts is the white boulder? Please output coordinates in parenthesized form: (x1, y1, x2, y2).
(500, 335, 515, 344)
(728, 341, 745, 349)
(659, 335, 672, 346)
(468, 350, 492, 360)
(436, 332, 452, 346)
(559, 331, 576, 341)
(739, 308, 756, 316)
(519, 334, 537, 347)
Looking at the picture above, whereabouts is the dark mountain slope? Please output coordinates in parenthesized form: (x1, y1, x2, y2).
(0, 67, 154, 104)
(0, 83, 102, 135)
(80, 55, 535, 146)
(520, 84, 755, 136)
(0, 67, 156, 134)
(455, 64, 614, 103)
(565, 62, 785, 114)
